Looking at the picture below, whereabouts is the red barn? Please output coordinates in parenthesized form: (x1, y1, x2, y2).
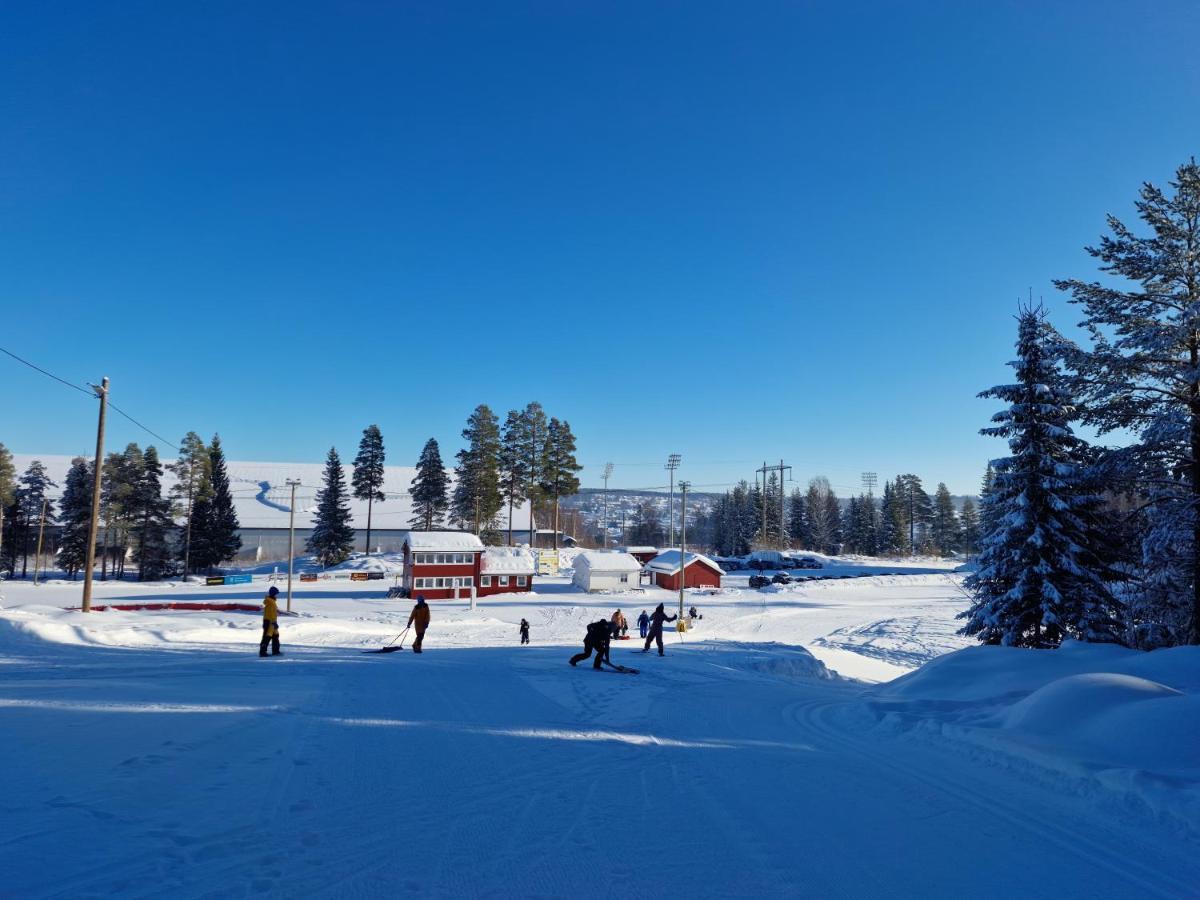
(645, 550, 724, 591)
(479, 548, 536, 596)
(618, 546, 659, 566)
(402, 532, 485, 600)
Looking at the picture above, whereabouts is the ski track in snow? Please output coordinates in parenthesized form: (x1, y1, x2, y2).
(1, 570, 1197, 897)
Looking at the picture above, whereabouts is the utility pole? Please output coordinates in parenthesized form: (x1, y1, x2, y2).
(285, 479, 300, 613)
(665, 454, 681, 547)
(32, 498, 48, 585)
(755, 460, 792, 549)
(182, 454, 196, 582)
(81, 377, 109, 613)
(861, 472, 877, 496)
(602, 462, 613, 548)
(678, 480, 689, 623)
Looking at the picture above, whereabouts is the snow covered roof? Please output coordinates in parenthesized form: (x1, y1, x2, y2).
(9, 454, 531, 532)
(644, 550, 724, 576)
(481, 547, 536, 575)
(405, 532, 485, 552)
(617, 546, 657, 554)
(573, 551, 644, 574)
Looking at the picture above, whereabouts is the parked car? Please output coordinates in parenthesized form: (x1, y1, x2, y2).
(747, 559, 770, 571)
(771, 572, 793, 585)
(796, 557, 823, 569)
(723, 559, 744, 571)
(748, 574, 772, 589)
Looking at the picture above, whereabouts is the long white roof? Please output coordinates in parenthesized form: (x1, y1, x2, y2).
(573, 550, 644, 574)
(9, 454, 530, 531)
(481, 547, 536, 575)
(405, 532, 485, 551)
(644, 550, 724, 576)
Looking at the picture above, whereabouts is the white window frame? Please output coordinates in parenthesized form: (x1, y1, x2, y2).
(517, 576, 527, 587)
(499, 575, 509, 587)
(480, 575, 492, 587)
(619, 574, 628, 584)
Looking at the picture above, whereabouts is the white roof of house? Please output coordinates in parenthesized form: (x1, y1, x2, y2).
(8, 454, 531, 532)
(617, 546, 658, 554)
(404, 532, 485, 552)
(645, 550, 724, 576)
(574, 551, 644, 574)
(481, 547, 536, 575)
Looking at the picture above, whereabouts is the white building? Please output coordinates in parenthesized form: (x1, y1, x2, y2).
(572, 551, 644, 592)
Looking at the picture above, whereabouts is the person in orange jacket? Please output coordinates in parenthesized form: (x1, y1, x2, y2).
(408, 596, 431, 653)
(609, 609, 628, 639)
(259, 586, 281, 657)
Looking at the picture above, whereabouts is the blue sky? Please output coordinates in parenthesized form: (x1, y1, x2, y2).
(1, 1, 1197, 496)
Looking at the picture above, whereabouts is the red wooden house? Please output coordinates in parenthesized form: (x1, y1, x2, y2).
(618, 546, 659, 566)
(479, 548, 536, 596)
(644, 550, 724, 591)
(402, 532, 485, 600)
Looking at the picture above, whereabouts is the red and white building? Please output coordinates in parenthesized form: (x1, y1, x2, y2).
(644, 550, 724, 591)
(402, 532, 536, 600)
(617, 546, 659, 566)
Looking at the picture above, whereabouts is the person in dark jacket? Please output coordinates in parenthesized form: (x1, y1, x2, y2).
(408, 596, 431, 653)
(569, 619, 612, 670)
(637, 610, 650, 639)
(259, 586, 282, 657)
(519, 618, 530, 645)
(641, 603, 677, 656)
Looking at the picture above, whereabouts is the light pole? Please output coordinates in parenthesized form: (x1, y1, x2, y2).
(678, 480, 689, 624)
(665, 453, 681, 547)
(602, 462, 613, 548)
(286, 479, 300, 613)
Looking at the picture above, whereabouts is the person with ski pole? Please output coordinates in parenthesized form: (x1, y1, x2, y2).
(519, 618, 530, 645)
(259, 585, 282, 657)
(407, 595, 431, 653)
(637, 610, 650, 639)
(569, 619, 612, 670)
(641, 602, 677, 656)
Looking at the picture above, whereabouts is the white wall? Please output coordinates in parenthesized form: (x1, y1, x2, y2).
(572, 569, 639, 592)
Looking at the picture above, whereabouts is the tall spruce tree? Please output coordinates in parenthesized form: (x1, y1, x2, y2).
(539, 418, 582, 550)
(453, 406, 503, 536)
(787, 488, 808, 549)
(499, 410, 530, 545)
(0, 443, 15, 572)
(895, 474, 933, 554)
(133, 446, 172, 580)
(308, 447, 356, 567)
(958, 497, 980, 556)
(1056, 160, 1200, 644)
(876, 480, 904, 555)
(960, 307, 1123, 648)
(352, 424, 387, 554)
(805, 477, 840, 555)
(167, 432, 210, 577)
(192, 435, 241, 573)
(520, 402, 548, 545)
(15, 460, 56, 578)
(931, 483, 959, 555)
(57, 457, 93, 579)
(409, 438, 449, 530)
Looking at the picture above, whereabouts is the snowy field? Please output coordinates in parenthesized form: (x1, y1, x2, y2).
(1, 560, 1197, 898)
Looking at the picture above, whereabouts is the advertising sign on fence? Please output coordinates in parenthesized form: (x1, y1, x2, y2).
(367, 572, 385, 580)
(224, 574, 252, 585)
(299, 573, 319, 583)
(205, 576, 225, 586)
(350, 572, 370, 582)
(537, 550, 559, 576)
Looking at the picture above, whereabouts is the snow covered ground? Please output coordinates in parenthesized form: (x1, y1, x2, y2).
(1, 564, 1197, 898)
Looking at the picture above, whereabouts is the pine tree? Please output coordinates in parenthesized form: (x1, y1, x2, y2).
(857, 492, 879, 556)
(960, 307, 1123, 648)
(787, 488, 808, 549)
(520, 402, 548, 545)
(539, 418, 582, 550)
(877, 480, 905, 555)
(895, 474, 932, 554)
(307, 447, 356, 567)
(14, 460, 57, 578)
(498, 410, 529, 545)
(101, 445, 143, 578)
(805, 477, 840, 554)
(958, 497, 980, 556)
(629, 500, 663, 546)
(453, 405, 503, 536)
(931, 483, 959, 555)
(352, 424, 387, 555)
(133, 446, 172, 580)
(192, 435, 241, 573)
(1056, 160, 1200, 644)
(0, 443, 15, 573)
(167, 432, 210, 576)
(57, 457, 93, 579)
(410, 438, 449, 530)
(978, 463, 998, 538)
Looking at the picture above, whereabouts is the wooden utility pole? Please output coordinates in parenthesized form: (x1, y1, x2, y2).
(182, 455, 196, 581)
(286, 478, 300, 613)
(32, 498, 48, 585)
(602, 462, 613, 548)
(81, 377, 109, 612)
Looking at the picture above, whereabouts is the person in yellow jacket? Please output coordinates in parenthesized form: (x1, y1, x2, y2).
(259, 585, 281, 657)
(408, 595, 431, 653)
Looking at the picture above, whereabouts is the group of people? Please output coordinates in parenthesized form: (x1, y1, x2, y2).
(257, 587, 693, 663)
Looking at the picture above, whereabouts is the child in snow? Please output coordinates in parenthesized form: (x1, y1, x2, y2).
(569, 619, 612, 670)
(641, 603, 677, 656)
(408, 596, 431, 653)
(637, 610, 650, 639)
(519, 619, 530, 645)
(259, 586, 281, 657)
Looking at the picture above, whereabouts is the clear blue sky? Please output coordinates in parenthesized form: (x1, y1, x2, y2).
(2, 1, 1197, 496)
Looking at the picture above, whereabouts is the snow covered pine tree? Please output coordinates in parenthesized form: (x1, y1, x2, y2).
(960, 306, 1123, 648)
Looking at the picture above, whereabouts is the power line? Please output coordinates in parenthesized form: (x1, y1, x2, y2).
(107, 401, 179, 452)
(0, 345, 93, 397)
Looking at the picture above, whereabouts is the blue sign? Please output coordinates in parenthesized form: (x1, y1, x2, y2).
(224, 574, 252, 585)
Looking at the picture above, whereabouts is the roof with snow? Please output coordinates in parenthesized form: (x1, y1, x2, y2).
(616, 546, 657, 554)
(573, 551, 644, 574)
(644, 550, 724, 576)
(404, 532, 485, 552)
(481, 547, 537, 575)
(9, 454, 531, 532)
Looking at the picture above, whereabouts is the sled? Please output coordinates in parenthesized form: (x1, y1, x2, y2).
(364, 626, 410, 654)
(602, 661, 640, 675)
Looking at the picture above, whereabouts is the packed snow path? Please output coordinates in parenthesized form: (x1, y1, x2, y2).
(3, 638, 1195, 898)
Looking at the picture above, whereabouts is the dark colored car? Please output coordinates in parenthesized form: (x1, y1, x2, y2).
(796, 557, 823, 569)
(748, 574, 772, 589)
(771, 572, 793, 584)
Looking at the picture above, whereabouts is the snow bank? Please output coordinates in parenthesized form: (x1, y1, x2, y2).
(870, 640, 1200, 832)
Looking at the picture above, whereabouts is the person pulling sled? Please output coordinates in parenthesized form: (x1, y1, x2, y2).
(408, 596, 431, 653)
